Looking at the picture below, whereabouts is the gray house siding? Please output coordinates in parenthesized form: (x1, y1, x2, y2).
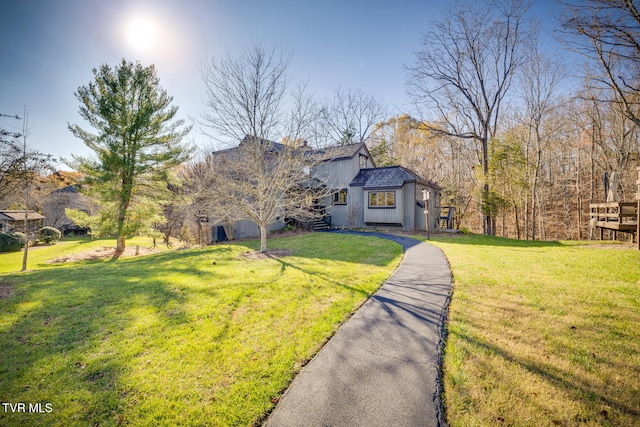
(215, 219, 285, 241)
(404, 182, 416, 230)
(352, 167, 442, 231)
(314, 158, 353, 228)
(314, 144, 374, 229)
(364, 189, 404, 226)
(349, 186, 365, 228)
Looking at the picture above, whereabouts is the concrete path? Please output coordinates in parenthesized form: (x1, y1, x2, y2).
(264, 231, 452, 427)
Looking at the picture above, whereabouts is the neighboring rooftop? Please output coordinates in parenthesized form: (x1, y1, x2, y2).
(0, 210, 46, 221)
(49, 185, 80, 194)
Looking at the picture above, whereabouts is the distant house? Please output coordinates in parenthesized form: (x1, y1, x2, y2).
(0, 210, 46, 233)
(41, 185, 94, 235)
(208, 136, 441, 241)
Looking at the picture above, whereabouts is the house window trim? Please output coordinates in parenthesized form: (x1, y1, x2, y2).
(368, 191, 396, 209)
(333, 189, 348, 205)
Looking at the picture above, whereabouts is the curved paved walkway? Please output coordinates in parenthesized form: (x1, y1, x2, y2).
(264, 231, 452, 427)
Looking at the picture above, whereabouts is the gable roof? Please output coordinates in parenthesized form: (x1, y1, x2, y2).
(212, 137, 376, 166)
(239, 135, 290, 154)
(212, 135, 310, 158)
(350, 166, 436, 190)
(0, 210, 46, 221)
(310, 143, 364, 162)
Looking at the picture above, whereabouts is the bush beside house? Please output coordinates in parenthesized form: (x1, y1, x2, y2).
(39, 226, 62, 244)
(0, 232, 26, 252)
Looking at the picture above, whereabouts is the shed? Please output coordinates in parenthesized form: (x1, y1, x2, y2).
(0, 210, 46, 233)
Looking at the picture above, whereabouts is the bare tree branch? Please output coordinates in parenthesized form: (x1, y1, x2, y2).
(561, 0, 640, 126)
(406, 0, 531, 234)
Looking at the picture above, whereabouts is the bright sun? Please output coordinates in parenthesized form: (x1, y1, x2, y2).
(125, 16, 157, 51)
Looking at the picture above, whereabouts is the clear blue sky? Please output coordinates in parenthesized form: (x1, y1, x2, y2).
(0, 0, 562, 169)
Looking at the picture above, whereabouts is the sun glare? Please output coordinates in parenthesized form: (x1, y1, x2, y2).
(126, 16, 157, 51)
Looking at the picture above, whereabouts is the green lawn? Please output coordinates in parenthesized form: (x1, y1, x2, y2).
(0, 236, 168, 274)
(0, 233, 402, 426)
(429, 235, 640, 427)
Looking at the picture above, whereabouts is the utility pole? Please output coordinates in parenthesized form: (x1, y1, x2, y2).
(21, 108, 29, 272)
(0, 112, 28, 269)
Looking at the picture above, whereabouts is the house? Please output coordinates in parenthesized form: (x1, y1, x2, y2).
(311, 142, 441, 231)
(208, 136, 441, 240)
(0, 210, 46, 234)
(40, 185, 94, 235)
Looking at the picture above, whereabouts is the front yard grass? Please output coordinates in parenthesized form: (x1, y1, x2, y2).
(429, 234, 640, 427)
(0, 236, 167, 274)
(0, 232, 402, 426)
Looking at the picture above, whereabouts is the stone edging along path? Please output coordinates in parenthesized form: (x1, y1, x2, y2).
(265, 231, 453, 427)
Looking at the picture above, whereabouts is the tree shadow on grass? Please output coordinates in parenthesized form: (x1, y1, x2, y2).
(430, 233, 564, 248)
(0, 232, 404, 426)
(449, 328, 640, 424)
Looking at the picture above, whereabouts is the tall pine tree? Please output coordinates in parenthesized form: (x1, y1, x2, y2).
(68, 59, 191, 257)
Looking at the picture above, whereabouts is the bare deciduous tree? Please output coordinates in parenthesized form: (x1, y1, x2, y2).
(199, 44, 291, 144)
(369, 114, 476, 229)
(0, 127, 53, 206)
(198, 44, 328, 252)
(517, 43, 567, 240)
(561, 0, 640, 126)
(323, 87, 387, 145)
(406, 0, 531, 235)
(205, 138, 326, 252)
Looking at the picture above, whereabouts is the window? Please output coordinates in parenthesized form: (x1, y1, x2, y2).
(333, 189, 347, 205)
(359, 154, 368, 169)
(369, 191, 395, 208)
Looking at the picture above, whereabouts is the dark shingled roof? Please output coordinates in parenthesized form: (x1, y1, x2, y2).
(310, 143, 364, 162)
(240, 135, 290, 154)
(215, 137, 368, 162)
(51, 185, 80, 194)
(214, 135, 311, 157)
(350, 166, 431, 189)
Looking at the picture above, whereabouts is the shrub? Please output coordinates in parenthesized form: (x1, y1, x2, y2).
(0, 232, 25, 252)
(39, 226, 62, 244)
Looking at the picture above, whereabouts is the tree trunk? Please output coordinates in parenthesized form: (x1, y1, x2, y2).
(259, 224, 267, 253)
(114, 235, 126, 259)
(482, 135, 494, 236)
(531, 149, 542, 240)
(514, 205, 521, 240)
(114, 188, 131, 259)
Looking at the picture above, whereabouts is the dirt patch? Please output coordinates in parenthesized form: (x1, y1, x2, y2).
(240, 249, 292, 260)
(46, 245, 161, 264)
(0, 283, 12, 300)
(271, 230, 310, 239)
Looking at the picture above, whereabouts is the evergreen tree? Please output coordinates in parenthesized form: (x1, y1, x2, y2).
(68, 59, 191, 257)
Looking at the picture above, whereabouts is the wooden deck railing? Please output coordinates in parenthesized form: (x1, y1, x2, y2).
(589, 202, 637, 241)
